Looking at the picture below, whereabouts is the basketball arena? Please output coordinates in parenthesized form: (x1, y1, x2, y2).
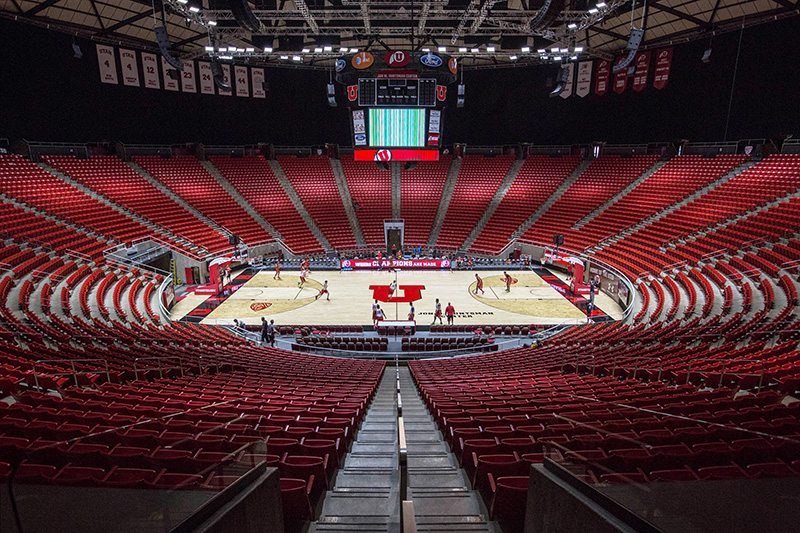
(1, 2, 800, 533)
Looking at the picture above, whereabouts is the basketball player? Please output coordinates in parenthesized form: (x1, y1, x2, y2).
(432, 299, 443, 325)
(372, 300, 379, 326)
(408, 302, 415, 321)
(375, 305, 385, 322)
(317, 280, 330, 301)
(298, 268, 308, 288)
(388, 280, 397, 300)
(474, 273, 485, 295)
(504, 271, 512, 293)
(274, 261, 281, 280)
(445, 302, 455, 325)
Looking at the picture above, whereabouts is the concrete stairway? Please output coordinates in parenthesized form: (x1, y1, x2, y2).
(427, 158, 463, 248)
(573, 160, 667, 229)
(589, 160, 757, 253)
(36, 163, 200, 254)
(460, 158, 526, 252)
(329, 159, 367, 248)
(199, 160, 284, 241)
(126, 162, 233, 242)
(310, 369, 400, 532)
(391, 162, 402, 220)
(267, 160, 334, 253)
(398, 367, 500, 532)
(510, 157, 592, 240)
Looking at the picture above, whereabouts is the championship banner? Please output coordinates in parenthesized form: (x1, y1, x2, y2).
(119, 49, 140, 87)
(181, 60, 197, 93)
(142, 53, 160, 89)
(234, 66, 249, 97)
(353, 110, 366, 145)
(595, 59, 611, 96)
(632, 51, 651, 92)
(429, 110, 441, 133)
(218, 64, 232, 96)
(653, 47, 673, 90)
(612, 56, 628, 94)
(341, 259, 451, 270)
(161, 57, 179, 91)
(251, 68, 266, 98)
(198, 62, 214, 94)
(576, 61, 593, 98)
(96, 45, 118, 84)
(559, 62, 575, 99)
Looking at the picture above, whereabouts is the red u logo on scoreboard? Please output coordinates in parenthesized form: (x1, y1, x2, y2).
(347, 85, 358, 101)
(436, 85, 447, 101)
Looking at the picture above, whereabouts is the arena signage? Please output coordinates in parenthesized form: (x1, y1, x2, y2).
(341, 259, 451, 270)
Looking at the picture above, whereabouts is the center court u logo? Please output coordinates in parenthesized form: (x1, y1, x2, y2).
(368, 285, 425, 303)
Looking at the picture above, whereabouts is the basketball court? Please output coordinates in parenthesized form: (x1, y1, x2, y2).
(175, 267, 625, 326)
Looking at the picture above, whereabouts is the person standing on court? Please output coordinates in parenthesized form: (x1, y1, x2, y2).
(432, 299, 443, 324)
(388, 279, 397, 299)
(408, 302, 415, 321)
(445, 302, 455, 325)
(375, 305, 385, 323)
(474, 273, 485, 294)
(317, 280, 330, 301)
(503, 272, 513, 293)
(372, 300, 379, 326)
(274, 260, 281, 280)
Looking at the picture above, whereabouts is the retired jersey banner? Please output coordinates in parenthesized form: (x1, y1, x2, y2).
(632, 51, 651, 92)
(218, 64, 232, 96)
(653, 47, 673, 90)
(595, 59, 611, 96)
(251, 68, 266, 98)
(161, 57, 179, 91)
(559, 63, 575, 99)
(141, 53, 160, 89)
(576, 61, 593, 98)
(119, 49, 140, 87)
(234, 66, 249, 97)
(181, 60, 197, 93)
(613, 56, 628, 94)
(197, 62, 214, 94)
(96, 45, 118, 84)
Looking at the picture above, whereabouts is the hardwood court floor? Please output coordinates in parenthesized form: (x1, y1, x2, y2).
(196, 269, 624, 326)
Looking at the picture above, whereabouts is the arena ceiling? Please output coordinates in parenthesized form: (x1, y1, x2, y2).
(1, 0, 798, 69)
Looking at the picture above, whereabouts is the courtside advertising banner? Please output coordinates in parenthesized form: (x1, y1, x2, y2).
(96, 44, 118, 84)
(218, 64, 233, 96)
(252, 68, 266, 98)
(198, 62, 214, 94)
(161, 57, 179, 91)
(119, 48, 140, 87)
(141, 53, 160, 89)
(341, 259, 451, 270)
(234, 66, 250, 97)
(576, 61, 592, 98)
(181, 60, 197, 93)
(653, 47, 673, 90)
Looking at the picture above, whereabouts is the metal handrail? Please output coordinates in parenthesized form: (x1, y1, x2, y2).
(560, 353, 597, 375)
(32, 358, 111, 390)
(612, 355, 663, 381)
(133, 355, 184, 381)
(685, 357, 766, 391)
(289, 338, 516, 360)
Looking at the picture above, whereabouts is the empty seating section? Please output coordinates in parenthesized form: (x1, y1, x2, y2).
(277, 156, 356, 249)
(209, 156, 320, 252)
(0, 155, 151, 247)
(471, 155, 582, 253)
(520, 155, 659, 248)
(436, 155, 516, 249)
(597, 155, 800, 278)
(340, 155, 392, 245)
(572, 155, 747, 250)
(134, 156, 273, 247)
(45, 155, 226, 257)
(399, 156, 451, 246)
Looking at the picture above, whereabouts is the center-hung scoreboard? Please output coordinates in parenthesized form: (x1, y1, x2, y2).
(335, 50, 458, 161)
